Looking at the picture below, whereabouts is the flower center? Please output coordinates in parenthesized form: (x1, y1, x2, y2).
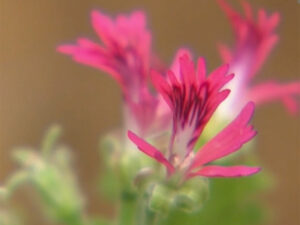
(168, 82, 209, 165)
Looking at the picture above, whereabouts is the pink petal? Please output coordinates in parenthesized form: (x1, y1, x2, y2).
(197, 89, 231, 131)
(241, 0, 253, 20)
(267, 12, 280, 31)
(57, 10, 156, 136)
(217, 43, 232, 63)
(197, 57, 206, 83)
(170, 48, 193, 76)
(91, 10, 116, 48)
(57, 38, 106, 62)
(130, 11, 147, 29)
(250, 34, 279, 78)
(158, 55, 234, 155)
(218, 0, 280, 78)
(76, 38, 106, 52)
(217, 0, 242, 25)
(282, 97, 298, 115)
(57, 44, 79, 54)
(179, 54, 196, 87)
(258, 9, 267, 28)
(189, 102, 256, 171)
(248, 81, 300, 114)
(208, 63, 234, 92)
(188, 165, 261, 178)
(127, 131, 175, 174)
(151, 70, 173, 109)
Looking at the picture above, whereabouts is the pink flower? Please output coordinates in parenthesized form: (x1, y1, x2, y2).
(57, 10, 162, 136)
(128, 54, 260, 180)
(217, 0, 300, 118)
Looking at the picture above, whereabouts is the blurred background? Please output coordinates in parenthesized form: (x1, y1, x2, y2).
(0, 0, 299, 224)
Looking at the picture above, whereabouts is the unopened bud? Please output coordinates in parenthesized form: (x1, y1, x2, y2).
(149, 177, 209, 214)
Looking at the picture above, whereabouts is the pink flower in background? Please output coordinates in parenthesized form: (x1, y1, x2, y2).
(57, 10, 164, 136)
(128, 55, 260, 180)
(58, 10, 151, 96)
(217, 0, 300, 118)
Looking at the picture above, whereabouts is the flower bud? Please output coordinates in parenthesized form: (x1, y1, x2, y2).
(6, 126, 85, 224)
(149, 177, 209, 214)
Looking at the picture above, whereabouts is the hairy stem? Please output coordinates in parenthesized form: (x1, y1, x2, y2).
(119, 191, 137, 225)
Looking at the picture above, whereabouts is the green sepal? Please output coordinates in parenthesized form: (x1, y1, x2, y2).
(148, 177, 209, 214)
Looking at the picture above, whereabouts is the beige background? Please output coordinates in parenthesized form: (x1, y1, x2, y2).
(0, 0, 299, 224)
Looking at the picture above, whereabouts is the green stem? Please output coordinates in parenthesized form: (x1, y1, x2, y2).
(61, 212, 87, 225)
(143, 208, 157, 225)
(118, 191, 161, 225)
(137, 194, 160, 225)
(119, 191, 137, 225)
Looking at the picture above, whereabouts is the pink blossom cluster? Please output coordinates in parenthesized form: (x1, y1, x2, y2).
(58, 1, 299, 181)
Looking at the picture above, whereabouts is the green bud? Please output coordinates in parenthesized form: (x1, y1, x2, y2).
(41, 124, 62, 157)
(148, 183, 174, 214)
(173, 178, 209, 213)
(149, 177, 209, 214)
(12, 148, 39, 167)
(6, 126, 86, 225)
(100, 130, 156, 194)
(133, 168, 153, 188)
(2, 171, 29, 200)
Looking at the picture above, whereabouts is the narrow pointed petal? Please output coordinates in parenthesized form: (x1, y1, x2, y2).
(217, 0, 242, 24)
(91, 10, 116, 47)
(241, 0, 253, 20)
(189, 102, 256, 171)
(128, 131, 175, 174)
(170, 48, 193, 76)
(188, 165, 261, 178)
(215, 0, 290, 119)
(248, 81, 300, 114)
(58, 9, 152, 96)
(268, 12, 280, 31)
(151, 70, 173, 109)
(217, 43, 232, 63)
(130, 11, 146, 28)
(57, 44, 79, 54)
(251, 34, 279, 77)
(179, 54, 196, 87)
(197, 57, 206, 83)
(152, 55, 234, 162)
(77, 38, 105, 49)
(218, 0, 280, 78)
(208, 64, 233, 91)
(58, 10, 161, 135)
